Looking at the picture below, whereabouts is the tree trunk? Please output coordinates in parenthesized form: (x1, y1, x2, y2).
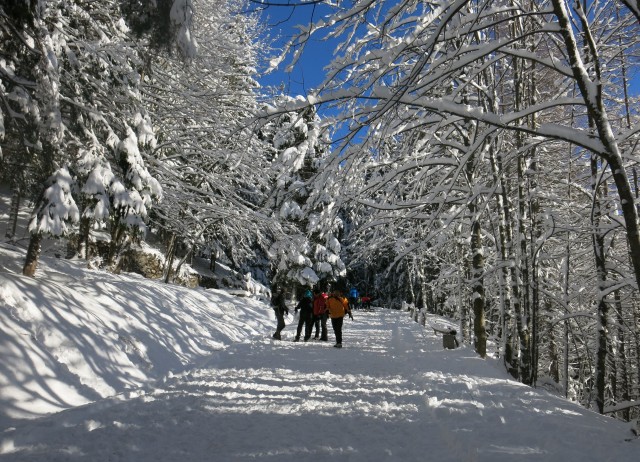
(563, 102, 575, 399)
(562, 237, 572, 398)
(5, 189, 21, 241)
(527, 37, 542, 387)
(209, 249, 217, 272)
(595, 301, 609, 414)
(164, 233, 177, 284)
(174, 245, 194, 283)
(489, 135, 517, 376)
(614, 291, 630, 421)
(77, 216, 91, 260)
(22, 232, 42, 277)
(563, 319, 570, 398)
(529, 163, 540, 386)
(517, 152, 532, 384)
(461, 114, 487, 357)
(107, 214, 124, 268)
(470, 214, 487, 357)
(547, 298, 560, 384)
(509, 30, 533, 384)
(459, 239, 471, 343)
(635, 304, 640, 402)
(591, 152, 609, 414)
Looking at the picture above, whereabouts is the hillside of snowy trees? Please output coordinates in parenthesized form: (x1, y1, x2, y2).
(1, 0, 640, 428)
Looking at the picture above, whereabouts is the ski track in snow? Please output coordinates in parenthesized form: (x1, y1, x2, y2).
(0, 309, 637, 461)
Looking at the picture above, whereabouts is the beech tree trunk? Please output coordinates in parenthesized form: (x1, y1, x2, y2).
(509, 30, 533, 384)
(614, 291, 630, 421)
(542, 298, 559, 385)
(470, 214, 487, 358)
(590, 153, 608, 415)
(516, 152, 532, 385)
(489, 141, 517, 376)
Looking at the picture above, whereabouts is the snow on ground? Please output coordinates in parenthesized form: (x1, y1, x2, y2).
(0, 243, 272, 425)
(0, 244, 639, 461)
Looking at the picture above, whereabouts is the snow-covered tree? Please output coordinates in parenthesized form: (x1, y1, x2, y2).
(22, 166, 80, 276)
(268, 0, 640, 291)
(260, 96, 346, 291)
(139, 0, 277, 283)
(259, 0, 640, 413)
(0, 1, 162, 276)
(106, 125, 162, 266)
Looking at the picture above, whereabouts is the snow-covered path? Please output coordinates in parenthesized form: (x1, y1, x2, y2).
(1, 309, 637, 461)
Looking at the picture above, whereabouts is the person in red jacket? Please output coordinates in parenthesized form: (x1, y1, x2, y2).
(312, 288, 329, 341)
(325, 289, 353, 348)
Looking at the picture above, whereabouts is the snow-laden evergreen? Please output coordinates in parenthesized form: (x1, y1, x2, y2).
(28, 167, 79, 236)
(261, 96, 346, 291)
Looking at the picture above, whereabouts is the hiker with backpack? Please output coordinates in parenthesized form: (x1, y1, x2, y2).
(293, 289, 314, 342)
(271, 289, 288, 340)
(326, 289, 353, 348)
(312, 288, 329, 341)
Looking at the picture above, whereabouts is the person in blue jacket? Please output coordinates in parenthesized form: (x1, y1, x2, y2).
(348, 286, 359, 311)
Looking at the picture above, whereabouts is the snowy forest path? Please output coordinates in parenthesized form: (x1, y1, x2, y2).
(0, 309, 637, 461)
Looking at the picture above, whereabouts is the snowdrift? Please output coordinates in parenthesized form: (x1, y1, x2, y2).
(0, 243, 273, 427)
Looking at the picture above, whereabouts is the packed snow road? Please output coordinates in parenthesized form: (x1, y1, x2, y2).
(0, 309, 636, 461)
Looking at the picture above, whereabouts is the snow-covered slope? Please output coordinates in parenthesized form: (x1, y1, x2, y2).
(0, 243, 273, 427)
(0, 244, 638, 461)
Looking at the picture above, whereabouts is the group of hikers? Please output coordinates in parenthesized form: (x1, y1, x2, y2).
(347, 286, 373, 311)
(271, 287, 354, 348)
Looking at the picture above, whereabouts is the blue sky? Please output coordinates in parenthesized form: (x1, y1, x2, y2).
(255, 4, 639, 101)
(256, 3, 335, 97)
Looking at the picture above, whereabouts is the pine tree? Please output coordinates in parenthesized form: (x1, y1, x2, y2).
(260, 96, 345, 291)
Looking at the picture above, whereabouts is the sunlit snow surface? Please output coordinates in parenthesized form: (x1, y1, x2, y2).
(0, 311, 637, 460)
(0, 242, 638, 460)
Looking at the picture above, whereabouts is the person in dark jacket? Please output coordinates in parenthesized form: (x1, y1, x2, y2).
(271, 289, 288, 340)
(294, 289, 314, 342)
(312, 289, 329, 341)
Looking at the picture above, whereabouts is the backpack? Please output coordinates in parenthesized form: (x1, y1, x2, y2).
(326, 295, 347, 318)
(313, 295, 326, 316)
